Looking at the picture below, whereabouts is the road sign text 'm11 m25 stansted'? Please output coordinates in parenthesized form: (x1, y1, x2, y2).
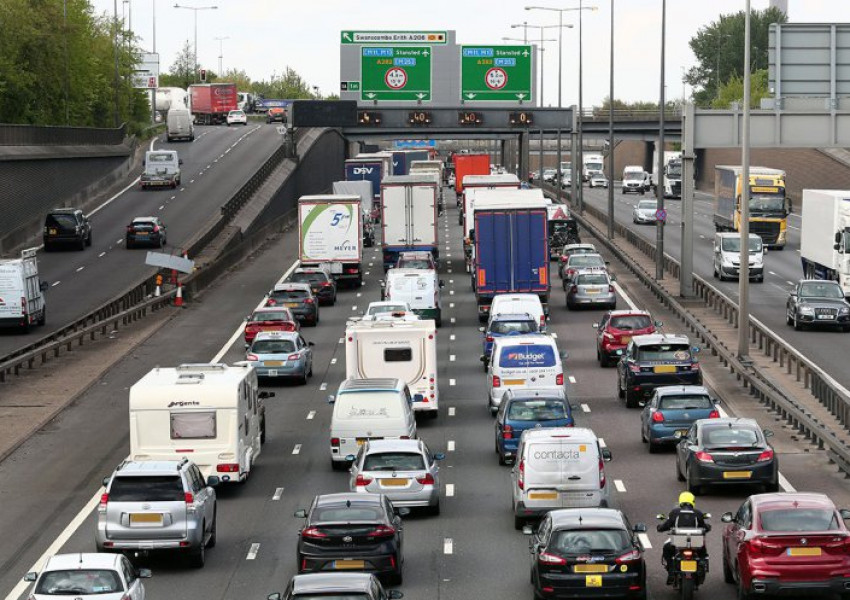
(360, 46, 432, 102)
(461, 45, 532, 103)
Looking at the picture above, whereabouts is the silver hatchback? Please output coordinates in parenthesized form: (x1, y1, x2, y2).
(566, 268, 617, 310)
(349, 439, 445, 515)
(632, 199, 658, 224)
(96, 459, 219, 568)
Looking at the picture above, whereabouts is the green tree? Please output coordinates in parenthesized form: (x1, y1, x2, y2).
(212, 68, 251, 89)
(685, 7, 786, 107)
(160, 40, 196, 89)
(711, 69, 770, 109)
(251, 67, 315, 99)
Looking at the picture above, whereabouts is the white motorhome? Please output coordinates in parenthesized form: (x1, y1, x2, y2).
(0, 248, 47, 331)
(345, 318, 439, 418)
(129, 363, 271, 483)
(166, 106, 194, 142)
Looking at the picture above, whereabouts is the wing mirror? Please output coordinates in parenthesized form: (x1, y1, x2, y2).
(601, 448, 613, 462)
(840, 509, 850, 520)
(478, 326, 485, 332)
(691, 346, 701, 354)
(763, 429, 774, 438)
(790, 290, 797, 297)
(259, 391, 275, 399)
(721, 512, 735, 523)
(654, 320, 664, 327)
(633, 523, 647, 533)
(656, 513, 667, 521)
(308, 341, 315, 346)
(293, 509, 307, 518)
(480, 355, 487, 362)
(433, 452, 446, 461)
(609, 273, 617, 282)
(327, 395, 336, 404)
(559, 350, 569, 360)
(522, 524, 535, 535)
(268, 594, 282, 600)
(396, 507, 411, 516)
(439, 280, 445, 288)
(178, 158, 184, 165)
(39, 281, 49, 292)
(102, 476, 111, 488)
(388, 591, 404, 599)
(704, 513, 712, 519)
(23, 573, 38, 582)
(138, 569, 152, 578)
(345, 454, 356, 461)
(592, 323, 599, 329)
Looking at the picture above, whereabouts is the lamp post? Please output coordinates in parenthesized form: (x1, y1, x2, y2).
(509, 23, 570, 108)
(214, 35, 229, 75)
(655, 0, 666, 280)
(738, 0, 752, 360)
(503, 33, 557, 107)
(607, 0, 615, 239)
(173, 3, 218, 82)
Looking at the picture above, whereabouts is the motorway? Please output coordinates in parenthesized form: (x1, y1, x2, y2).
(2, 186, 850, 600)
(578, 185, 850, 392)
(0, 123, 284, 356)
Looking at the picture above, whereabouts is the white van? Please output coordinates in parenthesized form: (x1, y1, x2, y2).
(490, 293, 547, 331)
(345, 319, 439, 418)
(487, 334, 563, 412)
(329, 378, 417, 470)
(0, 248, 47, 331)
(382, 268, 444, 327)
(166, 106, 194, 142)
(713, 232, 765, 282)
(128, 363, 270, 483)
(511, 427, 612, 528)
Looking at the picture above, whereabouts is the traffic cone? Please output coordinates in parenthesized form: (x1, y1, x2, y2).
(174, 283, 184, 307)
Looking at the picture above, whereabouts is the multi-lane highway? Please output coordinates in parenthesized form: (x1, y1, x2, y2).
(1, 188, 849, 600)
(0, 123, 283, 355)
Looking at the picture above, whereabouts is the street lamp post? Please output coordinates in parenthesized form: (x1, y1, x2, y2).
(173, 3, 218, 82)
(214, 35, 229, 75)
(738, 0, 752, 360)
(504, 31, 558, 107)
(655, 0, 666, 280)
(607, 0, 615, 239)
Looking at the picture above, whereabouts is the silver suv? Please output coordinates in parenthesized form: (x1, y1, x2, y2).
(96, 459, 219, 568)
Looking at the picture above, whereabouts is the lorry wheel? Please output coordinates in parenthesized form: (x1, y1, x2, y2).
(38, 307, 46, 326)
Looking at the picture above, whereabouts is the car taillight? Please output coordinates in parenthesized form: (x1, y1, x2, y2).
(20, 296, 27, 316)
(628, 363, 641, 373)
(152, 225, 159, 232)
(126, 225, 133, 232)
(345, 268, 359, 274)
(708, 409, 720, 419)
(538, 552, 567, 565)
(502, 424, 513, 440)
(492, 375, 501, 387)
(609, 285, 615, 293)
(682, 549, 695, 559)
(355, 474, 372, 487)
(690, 363, 701, 371)
(518, 459, 525, 490)
(486, 335, 494, 342)
(416, 473, 435, 485)
(367, 525, 396, 538)
(570, 285, 578, 293)
(556, 373, 564, 385)
(540, 314, 546, 328)
(651, 411, 665, 423)
(331, 437, 340, 448)
(304, 298, 314, 304)
(247, 354, 258, 361)
(756, 449, 774, 462)
(616, 549, 641, 564)
(217, 463, 239, 472)
(266, 299, 276, 306)
(301, 527, 327, 539)
(695, 451, 714, 463)
(184, 492, 194, 504)
(560, 256, 568, 263)
(99, 493, 109, 511)
(599, 458, 606, 488)
(288, 353, 300, 361)
(321, 282, 332, 286)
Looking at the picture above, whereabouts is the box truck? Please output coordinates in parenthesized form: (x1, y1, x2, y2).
(333, 180, 375, 247)
(298, 195, 364, 286)
(345, 319, 439, 418)
(189, 83, 237, 125)
(800, 189, 850, 296)
(453, 153, 491, 200)
(129, 363, 271, 483)
(472, 190, 550, 321)
(0, 248, 47, 331)
(381, 174, 439, 270)
(713, 166, 789, 249)
(460, 173, 521, 226)
(391, 150, 430, 176)
(409, 160, 444, 213)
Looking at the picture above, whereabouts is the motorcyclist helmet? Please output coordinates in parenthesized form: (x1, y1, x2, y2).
(678, 491, 696, 507)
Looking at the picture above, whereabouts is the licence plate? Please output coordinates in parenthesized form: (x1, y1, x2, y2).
(723, 471, 752, 479)
(653, 365, 677, 373)
(788, 547, 821, 557)
(130, 513, 163, 525)
(817, 314, 835, 320)
(264, 361, 283, 367)
(586, 289, 600, 294)
(136, 232, 149, 236)
(286, 302, 299, 308)
(504, 379, 526, 386)
(585, 575, 602, 587)
(621, 336, 632, 344)
(529, 491, 558, 500)
(49, 228, 57, 235)
(267, 370, 278, 377)
(381, 478, 409, 487)
(356, 438, 368, 446)
(574, 564, 607, 574)
(680, 560, 698, 572)
(334, 560, 365, 569)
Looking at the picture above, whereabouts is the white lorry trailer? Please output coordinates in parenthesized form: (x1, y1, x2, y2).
(800, 189, 850, 297)
(380, 174, 439, 270)
(298, 195, 364, 287)
(0, 248, 47, 331)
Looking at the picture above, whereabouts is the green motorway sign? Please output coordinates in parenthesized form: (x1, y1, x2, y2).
(341, 31, 447, 45)
(361, 46, 432, 102)
(460, 45, 533, 102)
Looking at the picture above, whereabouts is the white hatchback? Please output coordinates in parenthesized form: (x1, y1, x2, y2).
(25, 553, 150, 600)
(226, 110, 247, 126)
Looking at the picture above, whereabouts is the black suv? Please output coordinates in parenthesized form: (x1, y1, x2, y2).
(616, 333, 702, 408)
(43, 208, 91, 251)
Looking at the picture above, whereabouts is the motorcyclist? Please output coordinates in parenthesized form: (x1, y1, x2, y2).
(657, 491, 711, 583)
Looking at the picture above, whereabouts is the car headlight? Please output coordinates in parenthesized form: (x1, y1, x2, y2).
(799, 306, 815, 315)
(840, 307, 850, 315)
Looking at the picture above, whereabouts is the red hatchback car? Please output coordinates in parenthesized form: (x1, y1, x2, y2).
(722, 492, 850, 599)
(593, 310, 658, 367)
(244, 307, 299, 344)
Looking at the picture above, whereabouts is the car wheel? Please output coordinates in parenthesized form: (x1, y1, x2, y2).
(793, 314, 803, 331)
(641, 425, 647, 443)
(79, 237, 86, 251)
(38, 306, 46, 326)
(307, 361, 313, 378)
(765, 479, 780, 493)
(713, 264, 718, 279)
(86, 232, 92, 246)
(723, 546, 735, 583)
(786, 310, 793, 326)
(625, 389, 639, 409)
(189, 534, 206, 568)
(498, 448, 507, 466)
(299, 371, 308, 386)
(648, 440, 660, 454)
(428, 499, 441, 516)
(736, 573, 751, 600)
(207, 512, 217, 548)
(159, 237, 165, 249)
(331, 459, 347, 471)
(125, 239, 133, 249)
(617, 379, 624, 399)
(687, 467, 702, 496)
(514, 515, 525, 530)
(260, 418, 266, 444)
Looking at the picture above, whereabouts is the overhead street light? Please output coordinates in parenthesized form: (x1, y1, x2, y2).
(214, 35, 229, 75)
(173, 3, 218, 82)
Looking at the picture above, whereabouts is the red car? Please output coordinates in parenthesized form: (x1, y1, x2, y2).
(244, 307, 299, 344)
(722, 492, 850, 599)
(594, 310, 658, 367)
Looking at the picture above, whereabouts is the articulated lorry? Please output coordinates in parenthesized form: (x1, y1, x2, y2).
(189, 83, 237, 125)
(298, 195, 364, 287)
(713, 166, 789, 249)
(800, 189, 850, 297)
(380, 174, 439, 270)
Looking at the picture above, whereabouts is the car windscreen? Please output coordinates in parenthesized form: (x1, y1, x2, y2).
(291, 273, 325, 284)
(609, 315, 652, 330)
(271, 289, 309, 300)
(131, 221, 156, 231)
(759, 508, 840, 532)
(250, 311, 290, 322)
(637, 201, 657, 210)
(147, 153, 173, 163)
(109, 475, 184, 501)
(800, 282, 844, 299)
(702, 425, 760, 448)
(549, 529, 631, 554)
(36, 569, 122, 595)
(658, 394, 713, 410)
(577, 273, 608, 286)
(624, 172, 643, 181)
(45, 214, 78, 230)
(368, 304, 406, 315)
(252, 339, 296, 353)
(636, 343, 691, 361)
(498, 344, 557, 368)
(398, 260, 432, 269)
(490, 320, 537, 335)
(363, 452, 425, 471)
(721, 236, 762, 253)
(312, 506, 383, 522)
(292, 595, 369, 600)
(569, 255, 605, 268)
(508, 399, 567, 421)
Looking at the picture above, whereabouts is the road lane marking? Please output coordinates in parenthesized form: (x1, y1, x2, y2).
(786, 281, 794, 286)
(447, 440, 455, 452)
(51, 281, 61, 287)
(365, 271, 370, 276)
(190, 179, 195, 184)
(246, 543, 260, 560)
(450, 355, 456, 361)
(292, 444, 302, 455)
(352, 306, 357, 311)
(612, 281, 639, 311)
(581, 403, 591, 413)
(307, 411, 316, 420)
(638, 533, 652, 549)
(449, 279, 454, 284)
(320, 383, 328, 391)
(443, 538, 453, 554)
(339, 338, 344, 344)
(75, 266, 84, 272)
(446, 484, 455, 497)
(779, 473, 796, 492)
(769, 271, 777, 276)
(356, 292, 362, 297)
(450, 290, 455, 295)
(614, 480, 626, 493)
(272, 488, 284, 500)
(450, 334, 456, 341)
(551, 332, 558, 338)
(116, 238, 123, 244)
(450, 379, 456, 386)
(97, 252, 106, 258)
(568, 375, 576, 384)
(331, 358, 337, 364)
(598, 437, 606, 447)
(449, 303, 455, 308)
(451, 317, 456, 324)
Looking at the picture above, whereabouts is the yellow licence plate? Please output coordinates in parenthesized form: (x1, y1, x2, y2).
(681, 560, 698, 572)
(130, 513, 163, 525)
(381, 478, 409, 487)
(788, 547, 822, 557)
(286, 302, 300, 308)
(585, 575, 602, 587)
(334, 560, 365, 569)
(356, 438, 367, 446)
(723, 471, 753, 479)
(49, 228, 57, 235)
(574, 564, 608, 573)
(621, 336, 632, 344)
(264, 361, 284, 367)
(529, 492, 558, 500)
(504, 379, 526, 386)
(653, 365, 677, 373)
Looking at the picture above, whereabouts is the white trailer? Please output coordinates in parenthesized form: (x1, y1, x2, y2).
(460, 174, 521, 226)
(409, 160, 445, 212)
(345, 319, 439, 418)
(380, 174, 439, 270)
(332, 180, 373, 219)
(299, 194, 363, 286)
(0, 247, 47, 331)
(801, 189, 850, 296)
(129, 363, 269, 483)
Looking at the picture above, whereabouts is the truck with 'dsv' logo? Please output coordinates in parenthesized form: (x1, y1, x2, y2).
(298, 195, 364, 287)
(345, 158, 385, 219)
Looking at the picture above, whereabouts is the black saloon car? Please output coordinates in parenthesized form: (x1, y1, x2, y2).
(616, 334, 702, 408)
(527, 508, 648, 599)
(43, 208, 92, 251)
(786, 279, 850, 331)
(294, 493, 407, 585)
(675, 417, 778, 496)
(268, 573, 403, 600)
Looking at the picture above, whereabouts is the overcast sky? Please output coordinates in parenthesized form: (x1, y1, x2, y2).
(91, 0, 843, 106)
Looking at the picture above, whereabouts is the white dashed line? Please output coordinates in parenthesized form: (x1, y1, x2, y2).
(449, 279, 454, 284)
(352, 306, 357, 311)
(365, 272, 370, 276)
(190, 179, 195, 184)
(307, 411, 316, 420)
(551, 332, 558, 338)
(450, 317, 456, 324)
(331, 358, 337, 365)
(292, 444, 302, 455)
(246, 543, 260, 560)
(116, 238, 122, 244)
(159, 205, 164, 210)
(450, 334, 456, 341)
(356, 292, 362, 297)
(320, 382, 328, 390)
(272, 488, 284, 501)
(581, 403, 591, 413)
(598, 437, 606, 447)
(449, 379, 456, 386)
(448, 407, 456, 416)
(447, 440, 455, 452)
(568, 375, 576, 384)
(98, 252, 106, 258)
(612, 282, 639, 311)
(769, 271, 777, 276)
(51, 281, 61, 287)
(638, 533, 652, 549)
(614, 480, 626, 493)
(446, 484, 455, 497)
(75, 266, 85, 273)
(786, 280, 794, 286)
(450, 355, 456, 362)
(443, 538, 454, 554)
(339, 338, 344, 344)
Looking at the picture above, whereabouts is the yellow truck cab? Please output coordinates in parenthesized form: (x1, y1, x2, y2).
(713, 166, 788, 249)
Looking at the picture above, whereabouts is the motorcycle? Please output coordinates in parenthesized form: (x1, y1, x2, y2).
(656, 514, 711, 600)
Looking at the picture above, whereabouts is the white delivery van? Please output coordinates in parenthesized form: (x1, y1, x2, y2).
(345, 319, 439, 418)
(490, 293, 547, 331)
(129, 363, 271, 483)
(166, 106, 194, 142)
(511, 427, 612, 528)
(0, 248, 47, 331)
(383, 268, 444, 327)
(329, 378, 417, 470)
(487, 334, 563, 412)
